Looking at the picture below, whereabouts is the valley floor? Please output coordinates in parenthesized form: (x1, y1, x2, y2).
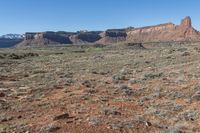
(0, 43, 200, 133)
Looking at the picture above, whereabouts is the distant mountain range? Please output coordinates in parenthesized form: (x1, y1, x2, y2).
(0, 34, 23, 48)
(0, 34, 24, 39)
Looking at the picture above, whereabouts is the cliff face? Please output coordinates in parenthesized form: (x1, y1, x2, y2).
(16, 16, 200, 47)
(69, 31, 102, 44)
(17, 32, 74, 47)
(97, 29, 127, 44)
(17, 31, 102, 47)
(126, 16, 200, 42)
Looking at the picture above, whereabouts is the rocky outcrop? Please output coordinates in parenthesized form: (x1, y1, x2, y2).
(17, 32, 74, 47)
(69, 31, 102, 44)
(126, 16, 200, 43)
(180, 16, 192, 28)
(97, 29, 128, 44)
(17, 31, 102, 47)
(16, 16, 200, 47)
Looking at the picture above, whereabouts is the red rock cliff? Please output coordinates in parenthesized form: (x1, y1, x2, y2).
(126, 16, 200, 43)
(16, 16, 200, 47)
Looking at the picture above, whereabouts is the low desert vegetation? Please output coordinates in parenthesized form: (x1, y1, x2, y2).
(0, 43, 200, 132)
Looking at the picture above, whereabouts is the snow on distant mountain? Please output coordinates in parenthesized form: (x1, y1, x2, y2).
(0, 34, 24, 39)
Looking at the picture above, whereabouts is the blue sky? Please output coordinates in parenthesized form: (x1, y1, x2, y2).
(0, 0, 200, 35)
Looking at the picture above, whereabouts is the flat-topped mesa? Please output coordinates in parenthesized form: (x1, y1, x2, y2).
(180, 16, 192, 28)
(133, 23, 175, 31)
(16, 16, 200, 47)
(17, 32, 75, 47)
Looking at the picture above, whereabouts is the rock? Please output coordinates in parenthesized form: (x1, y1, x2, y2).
(53, 113, 69, 121)
(145, 121, 152, 127)
(180, 16, 192, 28)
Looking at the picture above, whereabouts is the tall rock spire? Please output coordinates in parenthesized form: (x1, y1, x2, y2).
(180, 16, 192, 28)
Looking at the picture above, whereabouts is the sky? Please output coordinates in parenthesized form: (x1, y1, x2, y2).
(0, 0, 200, 35)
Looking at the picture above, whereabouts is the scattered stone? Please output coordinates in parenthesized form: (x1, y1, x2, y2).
(145, 121, 152, 127)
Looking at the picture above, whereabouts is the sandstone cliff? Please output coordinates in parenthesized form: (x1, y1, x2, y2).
(16, 16, 200, 47)
(69, 31, 102, 44)
(16, 32, 74, 47)
(96, 29, 128, 44)
(126, 16, 200, 43)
